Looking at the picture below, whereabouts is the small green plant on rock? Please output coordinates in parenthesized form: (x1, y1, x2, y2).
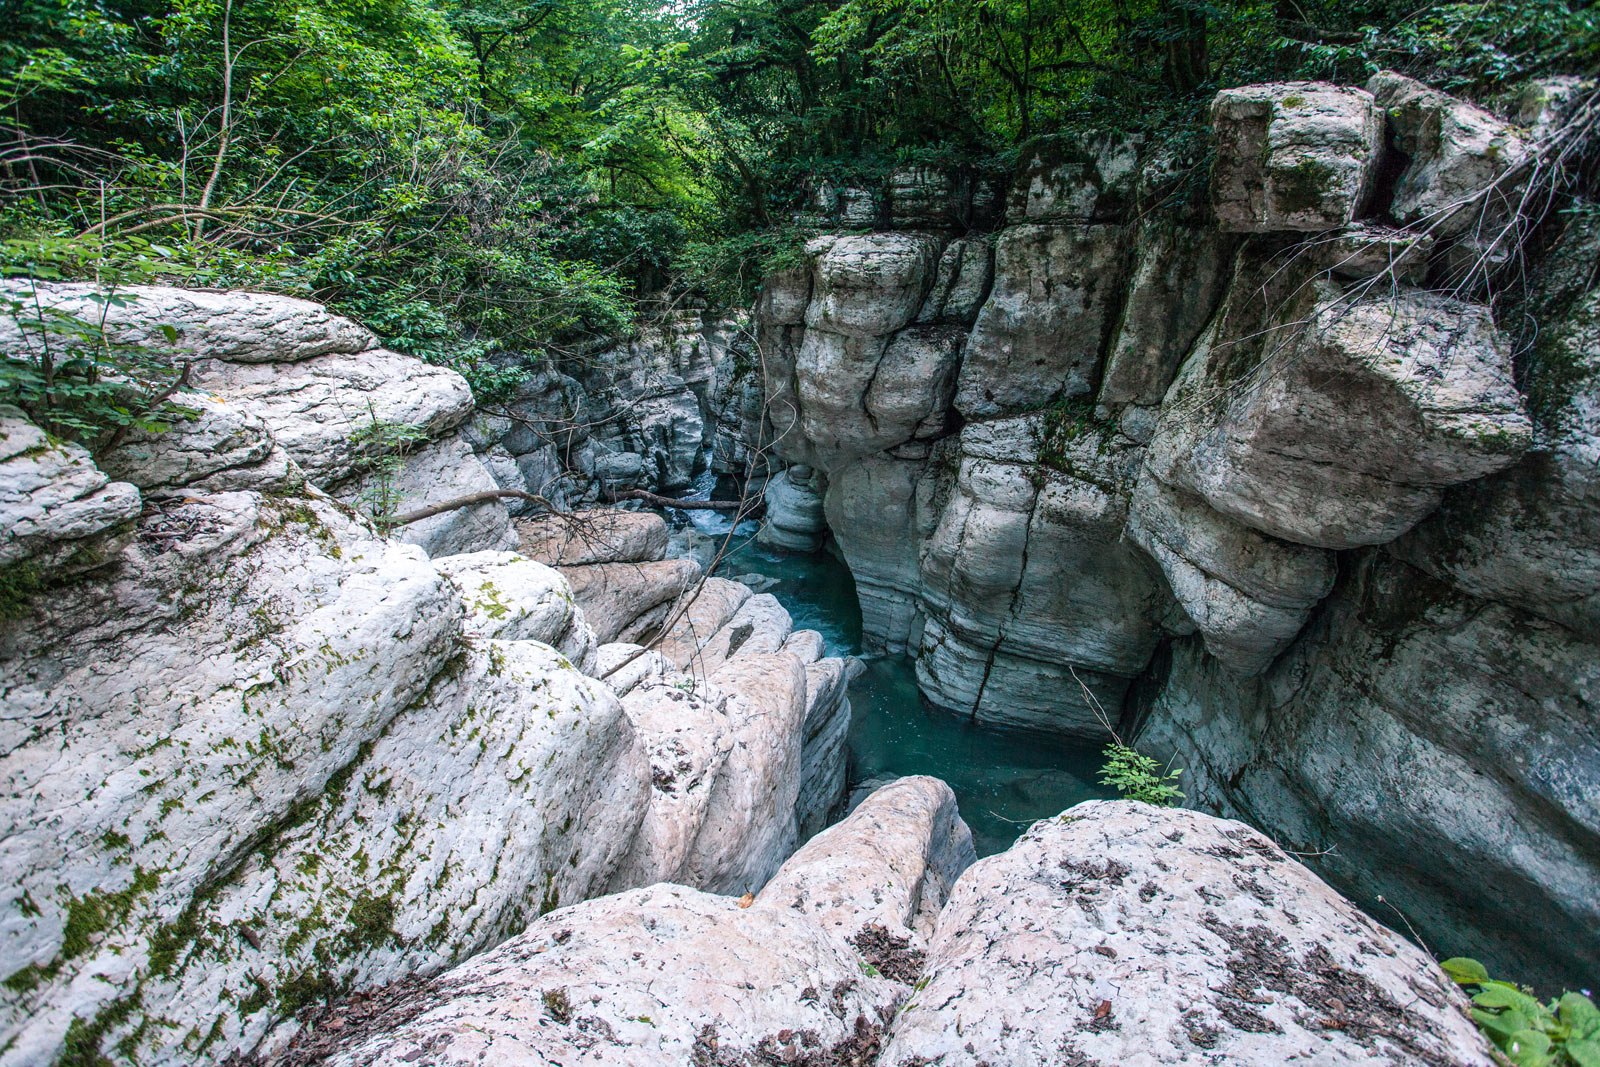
(1443, 958, 1600, 1067)
(1072, 666, 1185, 807)
(347, 409, 426, 530)
(1099, 743, 1185, 807)
(2, 235, 197, 453)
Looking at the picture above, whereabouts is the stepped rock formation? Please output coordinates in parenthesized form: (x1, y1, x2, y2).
(0, 296, 852, 1065)
(713, 75, 1598, 986)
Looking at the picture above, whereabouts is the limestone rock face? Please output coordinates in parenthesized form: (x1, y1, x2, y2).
(0, 408, 141, 570)
(1393, 218, 1600, 634)
(956, 223, 1129, 417)
(824, 451, 951, 651)
(764, 233, 963, 469)
(152, 639, 650, 1064)
(880, 801, 1494, 1067)
(1142, 553, 1600, 991)
(516, 508, 670, 567)
(434, 551, 597, 670)
(0, 281, 375, 363)
(0, 488, 463, 1064)
(1211, 82, 1382, 232)
(1127, 473, 1335, 674)
(98, 393, 297, 499)
(191, 349, 475, 486)
(888, 165, 958, 227)
(913, 415, 1170, 733)
(349, 431, 517, 557)
(805, 233, 939, 338)
(584, 368, 704, 491)
(758, 465, 828, 552)
(1097, 221, 1233, 412)
(1369, 71, 1528, 237)
(1008, 133, 1142, 223)
(915, 235, 994, 326)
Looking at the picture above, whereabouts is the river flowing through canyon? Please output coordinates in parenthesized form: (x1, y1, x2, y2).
(665, 469, 1118, 856)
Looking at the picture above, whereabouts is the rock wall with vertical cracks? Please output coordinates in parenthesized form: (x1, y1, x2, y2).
(718, 73, 1600, 988)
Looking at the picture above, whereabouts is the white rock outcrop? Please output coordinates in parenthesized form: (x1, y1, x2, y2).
(0, 407, 141, 571)
(1369, 71, 1528, 237)
(0, 295, 856, 1064)
(881, 801, 1493, 1066)
(1151, 285, 1532, 550)
(0, 282, 376, 363)
(294, 797, 1490, 1067)
(1211, 82, 1382, 232)
(307, 777, 974, 1067)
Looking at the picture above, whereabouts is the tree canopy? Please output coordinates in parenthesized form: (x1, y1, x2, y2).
(2, 0, 1594, 399)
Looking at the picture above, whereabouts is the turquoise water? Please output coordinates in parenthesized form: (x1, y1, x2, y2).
(663, 475, 1116, 856)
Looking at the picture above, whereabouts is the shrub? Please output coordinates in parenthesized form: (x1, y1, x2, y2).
(1099, 743, 1185, 807)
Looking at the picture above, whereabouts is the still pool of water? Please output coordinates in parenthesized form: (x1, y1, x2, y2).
(664, 479, 1116, 857)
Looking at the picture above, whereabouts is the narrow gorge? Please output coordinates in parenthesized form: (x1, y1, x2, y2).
(3, 8, 1598, 1065)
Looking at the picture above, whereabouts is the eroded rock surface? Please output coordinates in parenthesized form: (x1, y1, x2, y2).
(0, 296, 854, 1065)
(881, 802, 1493, 1067)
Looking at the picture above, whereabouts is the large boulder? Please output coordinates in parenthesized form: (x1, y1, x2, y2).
(434, 550, 597, 669)
(0, 282, 375, 364)
(1211, 82, 1382, 232)
(190, 347, 475, 487)
(0, 487, 459, 1063)
(1393, 213, 1600, 634)
(516, 508, 670, 567)
(558, 557, 702, 644)
(881, 801, 1494, 1067)
(309, 778, 974, 1067)
(1150, 284, 1531, 550)
(98, 393, 299, 499)
(345, 430, 517, 557)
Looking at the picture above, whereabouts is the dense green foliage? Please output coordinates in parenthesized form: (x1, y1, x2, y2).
(2, 0, 1594, 425)
(1443, 958, 1600, 1067)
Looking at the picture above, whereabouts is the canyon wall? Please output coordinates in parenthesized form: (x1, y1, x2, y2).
(721, 74, 1599, 988)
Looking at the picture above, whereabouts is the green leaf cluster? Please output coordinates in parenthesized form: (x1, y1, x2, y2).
(1099, 742, 1185, 807)
(1443, 957, 1600, 1067)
